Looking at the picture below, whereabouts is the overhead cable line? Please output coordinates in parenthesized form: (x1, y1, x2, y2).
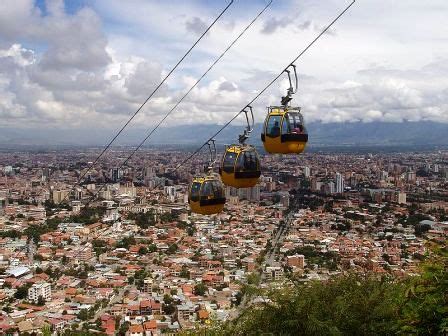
(66, 1, 273, 261)
(173, 0, 356, 172)
(86, 0, 273, 204)
(62, 0, 235, 203)
(66, 0, 354, 261)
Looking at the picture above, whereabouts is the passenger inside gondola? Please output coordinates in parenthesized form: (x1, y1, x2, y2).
(201, 181, 213, 198)
(288, 113, 305, 134)
(190, 182, 201, 202)
(267, 116, 281, 137)
(222, 152, 237, 173)
(242, 151, 257, 171)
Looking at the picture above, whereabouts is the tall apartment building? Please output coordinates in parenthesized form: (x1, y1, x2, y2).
(336, 172, 344, 193)
(28, 282, 51, 303)
(52, 190, 69, 204)
(303, 166, 310, 178)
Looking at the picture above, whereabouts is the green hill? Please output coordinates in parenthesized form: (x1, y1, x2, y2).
(184, 242, 447, 336)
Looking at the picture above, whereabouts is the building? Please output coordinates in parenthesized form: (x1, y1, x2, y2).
(264, 266, 284, 281)
(75, 246, 93, 262)
(304, 166, 310, 178)
(335, 173, 344, 194)
(287, 254, 305, 268)
(52, 190, 69, 204)
(406, 171, 416, 183)
(143, 278, 153, 293)
(28, 282, 51, 303)
(110, 168, 123, 182)
(397, 192, 407, 204)
(238, 185, 260, 202)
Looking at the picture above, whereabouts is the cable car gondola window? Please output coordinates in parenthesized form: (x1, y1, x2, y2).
(288, 113, 304, 134)
(201, 181, 214, 198)
(282, 115, 289, 135)
(211, 180, 224, 198)
(236, 151, 257, 171)
(222, 152, 237, 173)
(190, 182, 201, 202)
(266, 115, 282, 137)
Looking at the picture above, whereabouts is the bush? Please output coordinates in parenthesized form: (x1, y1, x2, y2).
(183, 243, 447, 336)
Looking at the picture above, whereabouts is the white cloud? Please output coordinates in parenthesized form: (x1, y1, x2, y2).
(0, 0, 447, 132)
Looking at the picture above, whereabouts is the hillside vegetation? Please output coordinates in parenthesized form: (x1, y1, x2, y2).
(186, 242, 447, 336)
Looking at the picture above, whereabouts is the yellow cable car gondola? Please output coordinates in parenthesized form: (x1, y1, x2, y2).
(261, 64, 308, 154)
(219, 106, 261, 188)
(188, 140, 226, 215)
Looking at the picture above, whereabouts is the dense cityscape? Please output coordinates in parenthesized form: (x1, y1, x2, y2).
(0, 147, 446, 335)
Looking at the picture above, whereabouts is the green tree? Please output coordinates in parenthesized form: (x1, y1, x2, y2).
(138, 246, 148, 255)
(118, 322, 130, 336)
(42, 325, 51, 336)
(77, 308, 89, 321)
(37, 295, 46, 306)
(163, 294, 173, 305)
(147, 244, 157, 253)
(167, 243, 178, 255)
(397, 244, 448, 335)
(194, 283, 208, 296)
(14, 284, 30, 300)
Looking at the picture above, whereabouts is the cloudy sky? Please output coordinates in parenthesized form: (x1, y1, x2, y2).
(0, 0, 447, 132)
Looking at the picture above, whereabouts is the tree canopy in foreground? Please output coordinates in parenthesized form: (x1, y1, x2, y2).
(183, 241, 447, 336)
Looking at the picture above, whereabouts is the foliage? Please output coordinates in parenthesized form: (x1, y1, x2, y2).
(77, 308, 89, 321)
(160, 212, 178, 223)
(285, 246, 339, 271)
(118, 321, 130, 336)
(138, 246, 148, 255)
(92, 239, 109, 256)
(24, 217, 62, 243)
(116, 236, 136, 249)
(69, 207, 105, 224)
(194, 283, 208, 296)
(163, 294, 173, 304)
(14, 284, 31, 299)
(167, 243, 178, 255)
(180, 265, 190, 279)
(397, 243, 448, 335)
(62, 331, 106, 336)
(127, 211, 155, 228)
(185, 242, 447, 336)
(41, 325, 51, 336)
(37, 295, 46, 306)
(0, 229, 22, 239)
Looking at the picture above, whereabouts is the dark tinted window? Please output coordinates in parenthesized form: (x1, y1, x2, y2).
(190, 182, 201, 201)
(266, 115, 281, 137)
(236, 150, 259, 171)
(200, 180, 224, 199)
(201, 181, 214, 198)
(282, 115, 289, 135)
(222, 151, 237, 173)
(288, 112, 305, 134)
(211, 180, 224, 198)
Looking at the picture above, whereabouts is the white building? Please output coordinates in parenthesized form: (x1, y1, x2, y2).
(397, 192, 407, 204)
(335, 173, 344, 194)
(304, 166, 310, 178)
(28, 282, 51, 303)
(264, 266, 284, 281)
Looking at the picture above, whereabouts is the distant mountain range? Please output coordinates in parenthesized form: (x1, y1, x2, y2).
(0, 121, 447, 150)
